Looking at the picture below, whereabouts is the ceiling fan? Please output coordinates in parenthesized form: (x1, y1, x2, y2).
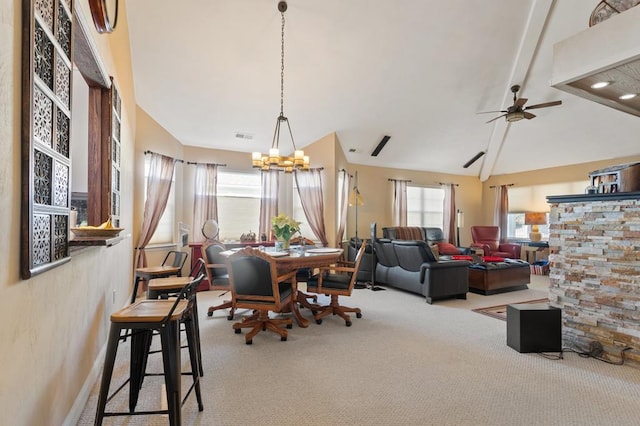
(478, 85, 562, 123)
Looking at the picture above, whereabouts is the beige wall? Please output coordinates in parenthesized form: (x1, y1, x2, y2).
(0, 2, 135, 424)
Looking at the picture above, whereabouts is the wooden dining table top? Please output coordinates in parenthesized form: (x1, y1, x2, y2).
(220, 247, 343, 271)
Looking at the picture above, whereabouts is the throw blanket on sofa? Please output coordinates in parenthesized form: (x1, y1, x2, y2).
(395, 227, 424, 240)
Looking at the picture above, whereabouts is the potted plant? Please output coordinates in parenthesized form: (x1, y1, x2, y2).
(271, 213, 301, 250)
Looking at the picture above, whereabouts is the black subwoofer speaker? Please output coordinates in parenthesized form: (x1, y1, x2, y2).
(507, 303, 561, 353)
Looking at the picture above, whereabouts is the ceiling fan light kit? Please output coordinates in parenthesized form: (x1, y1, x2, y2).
(506, 111, 525, 122)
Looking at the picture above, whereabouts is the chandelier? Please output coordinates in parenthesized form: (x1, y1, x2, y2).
(251, 1, 309, 173)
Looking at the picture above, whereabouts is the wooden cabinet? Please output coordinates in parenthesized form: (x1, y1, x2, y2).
(589, 162, 640, 193)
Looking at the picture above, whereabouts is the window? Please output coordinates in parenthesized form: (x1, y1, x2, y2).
(507, 213, 550, 240)
(144, 157, 176, 245)
(407, 186, 444, 227)
(216, 171, 261, 241)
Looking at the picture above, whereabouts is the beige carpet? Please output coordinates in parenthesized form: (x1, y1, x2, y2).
(77, 275, 640, 425)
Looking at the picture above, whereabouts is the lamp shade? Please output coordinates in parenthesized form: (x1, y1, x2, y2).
(524, 212, 547, 242)
(524, 212, 547, 225)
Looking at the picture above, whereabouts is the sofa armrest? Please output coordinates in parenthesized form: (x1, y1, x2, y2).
(470, 242, 490, 254)
(419, 260, 470, 283)
(498, 243, 521, 258)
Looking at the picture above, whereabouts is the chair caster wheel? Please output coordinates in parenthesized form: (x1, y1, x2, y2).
(235, 328, 241, 334)
(316, 319, 323, 325)
(281, 336, 287, 341)
(345, 321, 352, 327)
(227, 315, 233, 320)
(286, 324, 293, 329)
(356, 313, 362, 318)
(207, 311, 213, 317)
(246, 340, 252, 345)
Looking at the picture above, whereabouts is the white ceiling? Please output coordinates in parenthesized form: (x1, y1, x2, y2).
(124, 0, 640, 180)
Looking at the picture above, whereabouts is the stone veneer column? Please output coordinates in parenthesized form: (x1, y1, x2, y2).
(547, 192, 640, 368)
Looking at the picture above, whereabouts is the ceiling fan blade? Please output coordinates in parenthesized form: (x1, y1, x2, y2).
(525, 100, 562, 110)
(514, 97, 528, 108)
(476, 110, 507, 114)
(486, 113, 507, 123)
(523, 111, 536, 119)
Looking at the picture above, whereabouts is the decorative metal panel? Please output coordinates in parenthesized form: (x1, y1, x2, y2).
(21, 0, 73, 278)
(34, 21, 54, 89)
(33, 149, 52, 205)
(55, 55, 70, 108)
(32, 214, 51, 266)
(33, 86, 53, 147)
(55, 108, 69, 156)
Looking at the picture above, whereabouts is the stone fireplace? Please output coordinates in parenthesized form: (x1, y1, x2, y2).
(547, 192, 640, 368)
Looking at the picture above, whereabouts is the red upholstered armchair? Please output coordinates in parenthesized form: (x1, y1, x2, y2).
(470, 226, 521, 259)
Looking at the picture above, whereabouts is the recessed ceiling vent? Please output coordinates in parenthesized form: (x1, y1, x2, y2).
(235, 132, 254, 140)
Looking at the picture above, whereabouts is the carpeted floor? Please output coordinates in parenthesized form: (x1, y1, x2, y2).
(473, 298, 549, 321)
(77, 275, 640, 425)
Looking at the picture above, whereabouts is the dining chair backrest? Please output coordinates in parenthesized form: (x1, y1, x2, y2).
(164, 274, 205, 324)
(189, 258, 206, 278)
(345, 241, 367, 291)
(203, 244, 227, 279)
(225, 248, 290, 312)
(162, 250, 189, 270)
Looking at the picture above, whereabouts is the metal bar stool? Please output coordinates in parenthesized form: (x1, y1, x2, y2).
(147, 258, 206, 377)
(95, 275, 204, 425)
(131, 250, 188, 304)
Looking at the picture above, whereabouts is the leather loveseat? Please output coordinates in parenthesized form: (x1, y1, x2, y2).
(382, 226, 470, 255)
(374, 238, 470, 304)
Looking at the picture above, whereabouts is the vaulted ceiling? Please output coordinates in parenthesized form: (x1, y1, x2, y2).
(124, 0, 640, 180)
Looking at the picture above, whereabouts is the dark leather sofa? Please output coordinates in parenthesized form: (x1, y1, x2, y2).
(374, 238, 470, 304)
(382, 226, 470, 255)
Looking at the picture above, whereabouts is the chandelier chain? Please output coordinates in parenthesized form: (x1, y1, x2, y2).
(280, 10, 285, 118)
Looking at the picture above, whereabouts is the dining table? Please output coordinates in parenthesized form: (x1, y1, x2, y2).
(220, 246, 344, 328)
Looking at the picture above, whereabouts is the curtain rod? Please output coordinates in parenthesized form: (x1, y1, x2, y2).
(143, 150, 184, 163)
(438, 182, 459, 186)
(489, 183, 515, 188)
(388, 178, 412, 182)
(186, 161, 227, 167)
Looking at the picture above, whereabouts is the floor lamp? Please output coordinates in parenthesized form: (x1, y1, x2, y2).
(456, 209, 464, 247)
(349, 171, 364, 239)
